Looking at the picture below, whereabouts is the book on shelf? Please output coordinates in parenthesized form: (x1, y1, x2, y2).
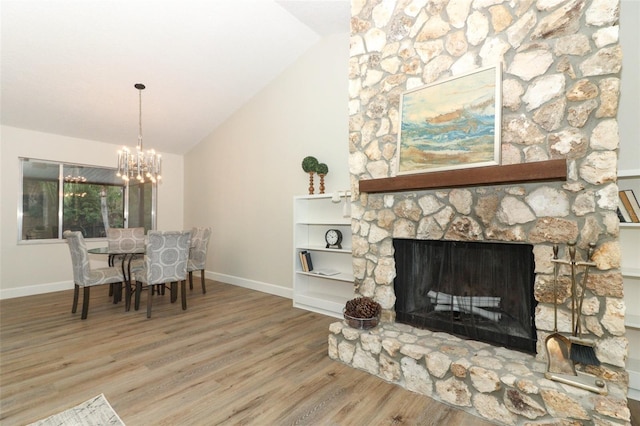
(298, 250, 313, 272)
(299, 250, 307, 271)
(617, 207, 630, 223)
(622, 190, 640, 222)
(627, 190, 640, 220)
(619, 190, 640, 223)
(305, 251, 313, 271)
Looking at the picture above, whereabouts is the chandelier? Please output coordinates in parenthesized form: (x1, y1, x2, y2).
(64, 175, 86, 183)
(63, 173, 87, 197)
(116, 83, 162, 183)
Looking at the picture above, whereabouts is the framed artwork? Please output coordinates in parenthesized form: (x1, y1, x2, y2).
(396, 64, 502, 175)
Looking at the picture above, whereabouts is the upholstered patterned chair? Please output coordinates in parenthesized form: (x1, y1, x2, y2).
(106, 227, 145, 302)
(187, 227, 212, 294)
(106, 227, 145, 254)
(63, 230, 125, 319)
(133, 230, 191, 318)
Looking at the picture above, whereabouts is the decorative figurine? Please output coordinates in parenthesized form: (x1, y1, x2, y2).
(301, 156, 318, 195)
(316, 163, 328, 194)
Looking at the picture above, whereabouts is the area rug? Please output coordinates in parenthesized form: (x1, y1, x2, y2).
(28, 393, 125, 426)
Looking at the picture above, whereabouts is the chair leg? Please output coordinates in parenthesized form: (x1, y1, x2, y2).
(181, 280, 187, 310)
(125, 281, 131, 312)
(200, 270, 206, 294)
(170, 282, 177, 303)
(189, 271, 194, 290)
(72, 284, 80, 313)
(108, 256, 116, 298)
(81, 286, 90, 320)
(113, 282, 122, 304)
(147, 285, 153, 318)
(135, 281, 142, 311)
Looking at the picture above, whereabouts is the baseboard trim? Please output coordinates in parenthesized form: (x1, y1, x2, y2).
(208, 272, 293, 300)
(0, 273, 293, 301)
(1, 280, 73, 299)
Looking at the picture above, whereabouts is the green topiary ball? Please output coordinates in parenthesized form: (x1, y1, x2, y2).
(316, 163, 328, 175)
(301, 156, 319, 173)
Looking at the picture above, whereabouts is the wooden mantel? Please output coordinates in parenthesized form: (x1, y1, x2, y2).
(359, 159, 567, 194)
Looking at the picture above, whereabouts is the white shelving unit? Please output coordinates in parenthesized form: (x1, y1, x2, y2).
(618, 0, 640, 400)
(619, 170, 640, 400)
(293, 194, 355, 318)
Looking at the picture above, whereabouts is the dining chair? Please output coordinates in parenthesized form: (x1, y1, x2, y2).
(133, 230, 191, 318)
(106, 227, 145, 255)
(106, 227, 145, 302)
(63, 230, 125, 319)
(187, 227, 212, 294)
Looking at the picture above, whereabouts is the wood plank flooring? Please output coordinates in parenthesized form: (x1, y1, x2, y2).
(1, 281, 638, 425)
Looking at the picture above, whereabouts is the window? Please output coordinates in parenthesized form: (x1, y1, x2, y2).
(19, 158, 156, 241)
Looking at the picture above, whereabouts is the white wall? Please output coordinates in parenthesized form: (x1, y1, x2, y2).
(183, 32, 351, 297)
(0, 126, 185, 298)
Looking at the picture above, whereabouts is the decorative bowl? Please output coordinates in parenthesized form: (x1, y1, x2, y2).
(343, 310, 380, 329)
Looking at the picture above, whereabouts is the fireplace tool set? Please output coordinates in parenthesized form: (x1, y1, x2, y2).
(544, 242, 607, 394)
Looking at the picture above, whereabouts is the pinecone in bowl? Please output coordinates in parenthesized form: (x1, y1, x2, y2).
(343, 297, 381, 329)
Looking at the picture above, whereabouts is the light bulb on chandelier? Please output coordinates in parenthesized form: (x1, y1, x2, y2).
(116, 83, 162, 184)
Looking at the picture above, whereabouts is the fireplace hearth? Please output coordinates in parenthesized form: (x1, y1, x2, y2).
(393, 239, 537, 353)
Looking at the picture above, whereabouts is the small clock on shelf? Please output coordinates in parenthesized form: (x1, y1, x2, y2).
(325, 229, 343, 249)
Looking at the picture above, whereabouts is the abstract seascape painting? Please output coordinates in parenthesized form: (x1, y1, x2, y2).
(397, 65, 501, 175)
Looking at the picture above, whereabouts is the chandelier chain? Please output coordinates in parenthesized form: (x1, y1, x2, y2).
(138, 87, 143, 149)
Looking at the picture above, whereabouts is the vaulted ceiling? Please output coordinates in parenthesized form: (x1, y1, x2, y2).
(0, 0, 350, 155)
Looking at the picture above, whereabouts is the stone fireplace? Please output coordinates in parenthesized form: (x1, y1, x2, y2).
(328, 0, 630, 424)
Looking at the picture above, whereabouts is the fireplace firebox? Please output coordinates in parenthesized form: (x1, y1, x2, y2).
(393, 239, 537, 353)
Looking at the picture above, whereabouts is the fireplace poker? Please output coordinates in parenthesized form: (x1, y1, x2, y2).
(568, 242, 577, 336)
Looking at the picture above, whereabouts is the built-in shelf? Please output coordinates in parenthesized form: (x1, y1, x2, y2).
(295, 270, 354, 283)
(359, 159, 566, 193)
(620, 169, 640, 400)
(295, 246, 352, 254)
(623, 267, 640, 278)
(293, 194, 355, 318)
(618, 168, 640, 178)
(626, 314, 640, 329)
(620, 222, 640, 228)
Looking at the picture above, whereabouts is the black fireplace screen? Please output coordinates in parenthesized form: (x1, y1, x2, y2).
(393, 239, 537, 353)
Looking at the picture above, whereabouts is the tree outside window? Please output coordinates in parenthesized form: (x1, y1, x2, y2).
(20, 159, 155, 241)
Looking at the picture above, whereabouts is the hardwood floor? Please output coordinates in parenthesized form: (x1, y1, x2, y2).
(1, 281, 638, 425)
